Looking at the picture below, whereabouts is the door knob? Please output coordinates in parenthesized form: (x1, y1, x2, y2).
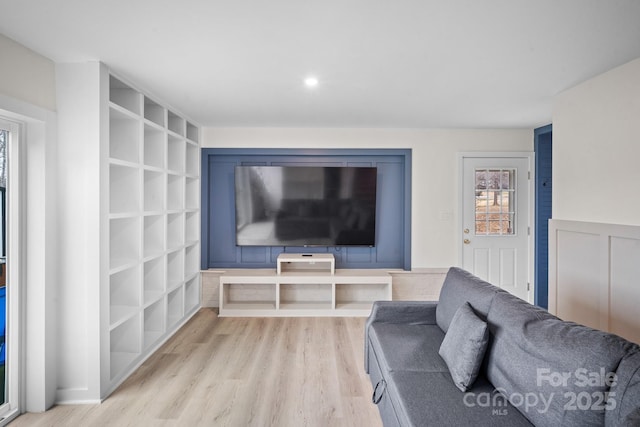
(463, 228, 470, 234)
(464, 239, 471, 244)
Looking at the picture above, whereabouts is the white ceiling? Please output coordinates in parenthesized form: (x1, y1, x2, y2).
(2, 0, 640, 129)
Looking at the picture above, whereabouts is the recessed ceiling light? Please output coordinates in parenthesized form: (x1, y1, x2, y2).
(304, 76, 319, 88)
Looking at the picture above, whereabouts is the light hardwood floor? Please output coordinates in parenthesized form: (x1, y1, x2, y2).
(11, 309, 383, 427)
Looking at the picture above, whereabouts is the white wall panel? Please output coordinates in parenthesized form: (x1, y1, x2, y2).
(549, 219, 640, 344)
(610, 236, 640, 344)
(554, 229, 601, 329)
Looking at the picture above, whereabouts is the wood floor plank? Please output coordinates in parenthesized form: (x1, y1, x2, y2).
(10, 309, 382, 427)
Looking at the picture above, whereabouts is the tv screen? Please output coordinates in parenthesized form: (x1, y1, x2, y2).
(235, 166, 377, 247)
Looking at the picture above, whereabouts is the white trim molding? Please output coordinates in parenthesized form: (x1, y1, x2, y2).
(0, 94, 58, 413)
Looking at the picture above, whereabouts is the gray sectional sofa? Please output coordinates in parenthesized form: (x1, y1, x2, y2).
(365, 267, 640, 426)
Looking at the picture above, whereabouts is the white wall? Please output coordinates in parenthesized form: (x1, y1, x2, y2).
(0, 33, 56, 111)
(202, 127, 533, 268)
(553, 57, 640, 226)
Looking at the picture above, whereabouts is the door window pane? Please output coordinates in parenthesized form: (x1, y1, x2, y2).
(474, 169, 515, 235)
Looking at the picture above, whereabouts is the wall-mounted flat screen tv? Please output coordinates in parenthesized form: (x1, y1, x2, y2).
(235, 166, 377, 247)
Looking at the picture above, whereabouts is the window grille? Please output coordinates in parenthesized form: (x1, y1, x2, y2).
(474, 169, 515, 235)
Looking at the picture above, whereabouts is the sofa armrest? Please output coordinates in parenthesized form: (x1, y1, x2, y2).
(364, 301, 438, 373)
(366, 300, 438, 326)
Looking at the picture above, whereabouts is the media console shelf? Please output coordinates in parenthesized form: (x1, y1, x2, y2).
(219, 268, 392, 317)
(277, 253, 335, 275)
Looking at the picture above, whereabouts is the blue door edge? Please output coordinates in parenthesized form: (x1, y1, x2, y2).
(534, 124, 552, 309)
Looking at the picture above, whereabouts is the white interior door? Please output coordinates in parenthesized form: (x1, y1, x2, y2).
(461, 154, 533, 302)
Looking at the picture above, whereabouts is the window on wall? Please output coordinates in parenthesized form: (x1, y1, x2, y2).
(474, 168, 516, 235)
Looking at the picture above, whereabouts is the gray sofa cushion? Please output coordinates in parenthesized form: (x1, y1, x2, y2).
(605, 350, 640, 426)
(436, 267, 500, 333)
(369, 323, 448, 373)
(439, 302, 490, 391)
(622, 408, 640, 427)
(486, 291, 638, 427)
(385, 370, 533, 426)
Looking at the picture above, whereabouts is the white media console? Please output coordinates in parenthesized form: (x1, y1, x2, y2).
(219, 254, 392, 317)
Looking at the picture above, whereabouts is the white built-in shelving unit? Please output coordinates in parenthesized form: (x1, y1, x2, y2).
(108, 73, 201, 386)
(219, 254, 392, 317)
(56, 62, 200, 403)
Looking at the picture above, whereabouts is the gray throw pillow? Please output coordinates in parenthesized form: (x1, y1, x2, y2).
(438, 301, 489, 392)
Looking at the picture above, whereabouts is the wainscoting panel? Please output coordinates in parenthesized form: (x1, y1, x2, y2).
(610, 236, 640, 343)
(555, 229, 602, 330)
(549, 219, 640, 344)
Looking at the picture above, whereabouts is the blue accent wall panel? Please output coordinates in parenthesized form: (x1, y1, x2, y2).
(209, 160, 237, 264)
(201, 149, 411, 270)
(374, 161, 404, 265)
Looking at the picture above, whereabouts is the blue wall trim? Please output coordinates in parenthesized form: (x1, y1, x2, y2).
(534, 124, 552, 309)
(201, 148, 412, 270)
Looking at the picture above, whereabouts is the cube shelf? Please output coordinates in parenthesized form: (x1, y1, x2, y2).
(109, 266, 141, 328)
(168, 135, 185, 173)
(144, 96, 165, 127)
(144, 215, 165, 258)
(143, 256, 165, 305)
(185, 211, 200, 244)
(280, 283, 333, 310)
(109, 108, 140, 164)
(110, 217, 140, 271)
(185, 178, 199, 210)
(144, 125, 165, 169)
(110, 314, 141, 380)
(185, 244, 200, 277)
(144, 300, 165, 349)
(167, 174, 184, 211)
(186, 143, 198, 176)
(222, 282, 277, 312)
(186, 122, 199, 143)
(167, 287, 184, 328)
(184, 276, 200, 313)
(167, 249, 184, 291)
(110, 164, 140, 214)
(167, 213, 184, 249)
(168, 111, 185, 136)
(144, 170, 165, 212)
(110, 76, 141, 115)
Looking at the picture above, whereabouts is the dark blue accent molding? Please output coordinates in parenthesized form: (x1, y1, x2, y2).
(201, 148, 412, 270)
(534, 124, 552, 309)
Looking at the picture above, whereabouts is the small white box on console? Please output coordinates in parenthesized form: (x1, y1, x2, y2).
(277, 253, 335, 275)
